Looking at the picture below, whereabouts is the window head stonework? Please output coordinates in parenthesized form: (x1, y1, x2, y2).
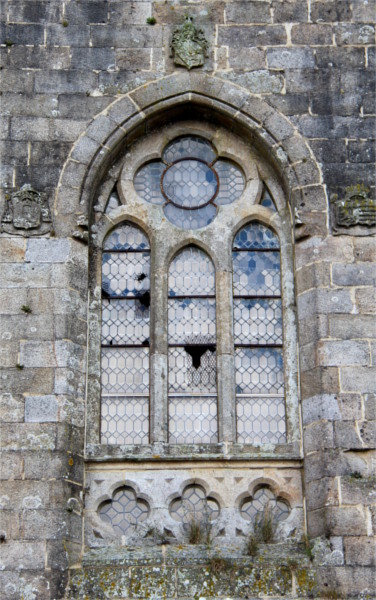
(86, 120, 300, 461)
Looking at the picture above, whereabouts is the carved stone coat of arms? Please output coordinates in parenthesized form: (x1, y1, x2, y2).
(171, 16, 208, 70)
(1, 184, 52, 236)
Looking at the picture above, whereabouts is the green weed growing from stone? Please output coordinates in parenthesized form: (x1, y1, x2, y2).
(254, 503, 275, 543)
(4, 39, 14, 47)
(62, 20, 69, 27)
(245, 533, 259, 556)
(146, 16, 156, 25)
(21, 305, 32, 314)
(16, 364, 24, 370)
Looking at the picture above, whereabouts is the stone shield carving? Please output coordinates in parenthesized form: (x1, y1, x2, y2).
(170, 16, 208, 70)
(331, 184, 376, 236)
(1, 184, 52, 236)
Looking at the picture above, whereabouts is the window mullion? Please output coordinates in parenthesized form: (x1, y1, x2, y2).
(216, 269, 236, 443)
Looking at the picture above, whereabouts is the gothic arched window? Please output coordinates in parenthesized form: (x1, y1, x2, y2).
(89, 123, 299, 458)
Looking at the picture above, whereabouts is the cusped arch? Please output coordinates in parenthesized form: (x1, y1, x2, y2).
(54, 72, 326, 238)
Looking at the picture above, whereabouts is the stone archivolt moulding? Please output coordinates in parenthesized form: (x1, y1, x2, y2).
(1, 184, 52, 236)
(85, 465, 303, 547)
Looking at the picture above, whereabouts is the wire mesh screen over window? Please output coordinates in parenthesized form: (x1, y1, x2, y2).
(168, 246, 218, 443)
(233, 223, 286, 444)
(101, 223, 150, 444)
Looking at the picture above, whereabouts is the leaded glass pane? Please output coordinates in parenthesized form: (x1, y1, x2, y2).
(233, 299, 282, 345)
(260, 186, 277, 212)
(233, 250, 281, 296)
(101, 397, 149, 444)
(101, 299, 150, 345)
(169, 348, 217, 393)
(233, 223, 280, 250)
(98, 486, 150, 535)
(162, 160, 218, 208)
(168, 299, 216, 344)
(101, 347, 149, 394)
(236, 397, 286, 444)
(134, 161, 165, 205)
(103, 223, 150, 250)
(163, 136, 216, 164)
(235, 348, 284, 395)
(169, 247, 215, 296)
(215, 160, 245, 205)
(168, 397, 218, 444)
(164, 202, 217, 230)
(102, 252, 150, 298)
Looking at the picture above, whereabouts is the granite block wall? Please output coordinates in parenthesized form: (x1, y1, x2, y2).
(0, 1, 375, 598)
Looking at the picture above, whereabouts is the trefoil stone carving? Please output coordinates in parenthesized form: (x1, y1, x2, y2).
(1, 184, 52, 236)
(331, 184, 376, 236)
(170, 15, 208, 70)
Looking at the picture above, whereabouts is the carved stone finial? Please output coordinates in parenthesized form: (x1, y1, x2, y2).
(1, 184, 52, 236)
(170, 15, 208, 70)
(331, 184, 376, 236)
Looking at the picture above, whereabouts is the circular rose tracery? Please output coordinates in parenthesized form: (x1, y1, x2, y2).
(134, 136, 245, 230)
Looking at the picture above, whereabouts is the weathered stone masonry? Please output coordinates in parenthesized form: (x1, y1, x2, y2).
(0, 1, 375, 599)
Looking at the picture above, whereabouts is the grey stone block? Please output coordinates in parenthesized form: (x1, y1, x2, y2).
(341, 367, 376, 394)
(71, 47, 115, 71)
(0, 23, 45, 45)
(306, 477, 339, 511)
(291, 23, 333, 45)
(311, 0, 352, 22)
(8, 1, 62, 24)
(302, 394, 341, 426)
(312, 93, 362, 116)
(116, 47, 152, 70)
(34, 70, 98, 94)
(304, 420, 334, 453)
(298, 288, 353, 317)
(225, 1, 272, 24)
(218, 24, 287, 47)
(6, 45, 71, 70)
(318, 340, 370, 367)
(109, 1, 151, 25)
(0, 70, 34, 93)
(25, 239, 70, 264)
(65, 1, 108, 24)
(228, 47, 266, 71)
(10, 116, 49, 141)
(220, 69, 284, 94)
(332, 263, 376, 287)
(25, 396, 58, 423)
(0, 541, 45, 570)
(344, 537, 375, 566)
(329, 315, 376, 339)
(334, 421, 363, 449)
(348, 140, 375, 163)
(272, 0, 308, 22)
(90, 24, 163, 48)
(335, 23, 375, 45)
(267, 48, 315, 69)
(45, 23, 90, 47)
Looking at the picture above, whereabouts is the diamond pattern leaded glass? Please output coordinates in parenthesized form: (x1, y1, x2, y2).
(102, 348, 149, 394)
(240, 487, 290, 523)
(215, 160, 245, 205)
(169, 398, 218, 443)
(170, 484, 220, 522)
(169, 348, 216, 393)
(98, 486, 150, 535)
(162, 160, 218, 208)
(260, 185, 277, 212)
(101, 397, 149, 444)
(235, 347, 284, 395)
(104, 223, 150, 251)
(102, 252, 150, 298)
(168, 298, 216, 344)
(236, 397, 286, 444)
(233, 250, 281, 296)
(169, 247, 215, 296)
(164, 202, 217, 230)
(102, 299, 150, 346)
(163, 136, 216, 164)
(134, 161, 165, 205)
(233, 223, 280, 250)
(233, 299, 282, 345)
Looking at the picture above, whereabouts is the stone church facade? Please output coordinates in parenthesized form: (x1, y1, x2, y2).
(0, 1, 375, 599)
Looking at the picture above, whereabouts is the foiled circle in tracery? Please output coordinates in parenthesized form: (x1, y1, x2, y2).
(162, 159, 218, 209)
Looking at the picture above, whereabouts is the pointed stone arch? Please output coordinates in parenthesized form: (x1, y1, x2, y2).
(54, 72, 327, 240)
